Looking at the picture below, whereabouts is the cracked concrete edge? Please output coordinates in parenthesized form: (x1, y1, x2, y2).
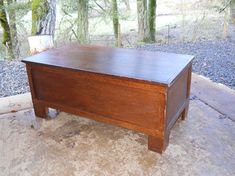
(191, 73, 235, 121)
(0, 93, 33, 115)
(192, 73, 235, 94)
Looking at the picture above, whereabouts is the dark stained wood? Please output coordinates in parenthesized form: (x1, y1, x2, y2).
(22, 44, 194, 86)
(148, 131, 170, 153)
(32, 67, 163, 129)
(181, 64, 192, 120)
(166, 67, 188, 130)
(22, 44, 194, 153)
(26, 64, 48, 118)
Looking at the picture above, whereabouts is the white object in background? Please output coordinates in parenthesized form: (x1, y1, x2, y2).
(28, 35, 54, 54)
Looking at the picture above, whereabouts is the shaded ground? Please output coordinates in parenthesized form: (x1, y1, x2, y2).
(0, 99, 234, 176)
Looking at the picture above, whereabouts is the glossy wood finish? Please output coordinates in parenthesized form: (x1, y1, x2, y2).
(22, 44, 194, 153)
(22, 44, 193, 86)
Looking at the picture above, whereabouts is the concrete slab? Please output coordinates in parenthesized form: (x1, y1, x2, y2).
(0, 100, 234, 176)
(0, 93, 32, 115)
(191, 74, 235, 121)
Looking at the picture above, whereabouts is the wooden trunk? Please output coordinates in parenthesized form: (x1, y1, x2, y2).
(22, 44, 194, 153)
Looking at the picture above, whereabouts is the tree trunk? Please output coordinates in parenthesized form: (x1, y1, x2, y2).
(231, 0, 235, 23)
(77, 0, 89, 44)
(137, 0, 147, 41)
(42, 0, 56, 36)
(148, 0, 156, 42)
(31, 0, 56, 36)
(111, 0, 119, 46)
(7, 0, 20, 58)
(0, 0, 14, 59)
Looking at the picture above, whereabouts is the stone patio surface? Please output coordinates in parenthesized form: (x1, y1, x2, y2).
(0, 74, 235, 176)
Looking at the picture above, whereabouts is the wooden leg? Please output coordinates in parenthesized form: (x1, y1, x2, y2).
(181, 103, 189, 120)
(33, 102, 48, 118)
(148, 132, 170, 153)
(182, 64, 191, 121)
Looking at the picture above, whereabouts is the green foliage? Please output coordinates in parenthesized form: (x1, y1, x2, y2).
(6, 1, 31, 19)
(60, 0, 78, 13)
(0, 0, 31, 32)
(31, 0, 49, 35)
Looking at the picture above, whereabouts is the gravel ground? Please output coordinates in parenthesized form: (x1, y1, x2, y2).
(0, 61, 29, 97)
(0, 39, 234, 98)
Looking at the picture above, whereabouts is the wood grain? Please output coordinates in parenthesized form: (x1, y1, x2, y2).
(22, 44, 194, 153)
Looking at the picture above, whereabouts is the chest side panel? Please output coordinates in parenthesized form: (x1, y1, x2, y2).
(166, 65, 190, 130)
(29, 65, 166, 131)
